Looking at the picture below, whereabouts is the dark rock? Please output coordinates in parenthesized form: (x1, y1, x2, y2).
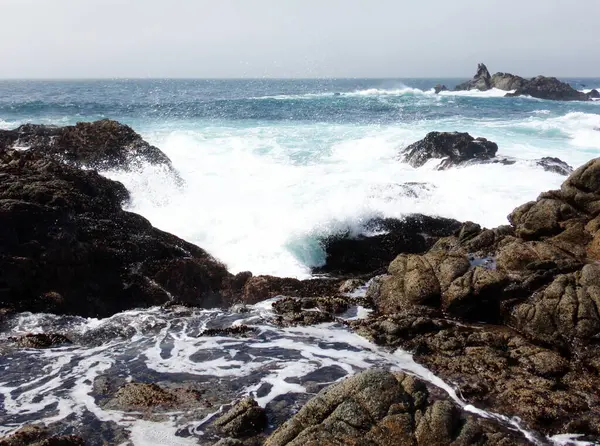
(214, 398, 267, 438)
(0, 425, 84, 446)
(0, 147, 232, 317)
(265, 370, 529, 446)
(536, 157, 573, 175)
(588, 89, 600, 99)
(506, 76, 589, 101)
(10, 333, 71, 349)
(241, 275, 343, 304)
(0, 119, 174, 171)
(314, 215, 462, 276)
(434, 84, 448, 94)
(401, 132, 498, 170)
(199, 325, 257, 337)
(490, 72, 527, 91)
(455, 63, 492, 91)
(0, 119, 171, 169)
(455, 64, 592, 101)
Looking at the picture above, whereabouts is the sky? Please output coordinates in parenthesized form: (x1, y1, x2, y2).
(1, 0, 599, 79)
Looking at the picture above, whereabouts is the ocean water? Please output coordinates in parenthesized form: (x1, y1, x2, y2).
(0, 79, 599, 445)
(1, 78, 600, 277)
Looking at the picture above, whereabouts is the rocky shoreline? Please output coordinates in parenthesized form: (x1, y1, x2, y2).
(1, 120, 599, 445)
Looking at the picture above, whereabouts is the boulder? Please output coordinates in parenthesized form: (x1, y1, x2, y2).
(0, 147, 234, 317)
(454, 63, 492, 91)
(265, 369, 529, 446)
(588, 89, 600, 99)
(401, 132, 498, 169)
(434, 84, 448, 94)
(213, 398, 267, 438)
(0, 119, 174, 170)
(9, 333, 71, 349)
(0, 425, 84, 446)
(535, 157, 573, 175)
(506, 76, 589, 101)
(314, 215, 462, 276)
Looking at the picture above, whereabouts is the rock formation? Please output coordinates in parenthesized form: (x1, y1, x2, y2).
(401, 131, 498, 169)
(0, 119, 174, 170)
(0, 147, 234, 317)
(355, 158, 600, 440)
(455, 63, 595, 101)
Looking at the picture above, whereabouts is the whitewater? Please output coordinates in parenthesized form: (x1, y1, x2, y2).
(0, 78, 599, 445)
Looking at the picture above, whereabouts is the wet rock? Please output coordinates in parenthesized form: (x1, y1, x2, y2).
(199, 325, 257, 337)
(104, 382, 204, 412)
(241, 276, 343, 304)
(314, 215, 462, 276)
(213, 398, 267, 438)
(0, 148, 232, 317)
(10, 333, 71, 349)
(338, 279, 365, 294)
(536, 157, 573, 175)
(401, 132, 498, 170)
(434, 84, 448, 94)
(588, 89, 600, 99)
(0, 119, 174, 170)
(0, 425, 84, 446)
(355, 157, 600, 439)
(455, 63, 492, 91)
(265, 369, 529, 446)
(506, 76, 589, 101)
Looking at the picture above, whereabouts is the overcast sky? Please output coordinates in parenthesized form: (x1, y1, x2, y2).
(1, 0, 599, 78)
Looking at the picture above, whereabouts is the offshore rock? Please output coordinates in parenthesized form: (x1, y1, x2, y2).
(454, 63, 492, 91)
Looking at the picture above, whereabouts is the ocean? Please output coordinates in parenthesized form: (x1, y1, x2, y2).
(0, 78, 599, 445)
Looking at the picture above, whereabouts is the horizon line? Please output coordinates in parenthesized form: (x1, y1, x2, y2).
(0, 75, 599, 82)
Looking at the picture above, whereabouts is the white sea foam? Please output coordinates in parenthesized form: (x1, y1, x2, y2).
(439, 87, 515, 98)
(101, 117, 599, 277)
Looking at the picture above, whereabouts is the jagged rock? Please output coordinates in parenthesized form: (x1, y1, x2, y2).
(434, 84, 448, 94)
(401, 132, 498, 170)
(314, 215, 462, 276)
(506, 76, 589, 101)
(0, 119, 174, 170)
(265, 370, 529, 446)
(214, 398, 267, 438)
(455, 64, 592, 101)
(0, 425, 84, 446)
(358, 157, 600, 439)
(10, 333, 71, 349)
(536, 157, 573, 175)
(588, 89, 600, 99)
(454, 63, 492, 91)
(0, 147, 233, 317)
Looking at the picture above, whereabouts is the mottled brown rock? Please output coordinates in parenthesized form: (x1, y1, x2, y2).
(214, 398, 267, 438)
(0, 425, 84, 446)
(265, 370, 529, 446)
